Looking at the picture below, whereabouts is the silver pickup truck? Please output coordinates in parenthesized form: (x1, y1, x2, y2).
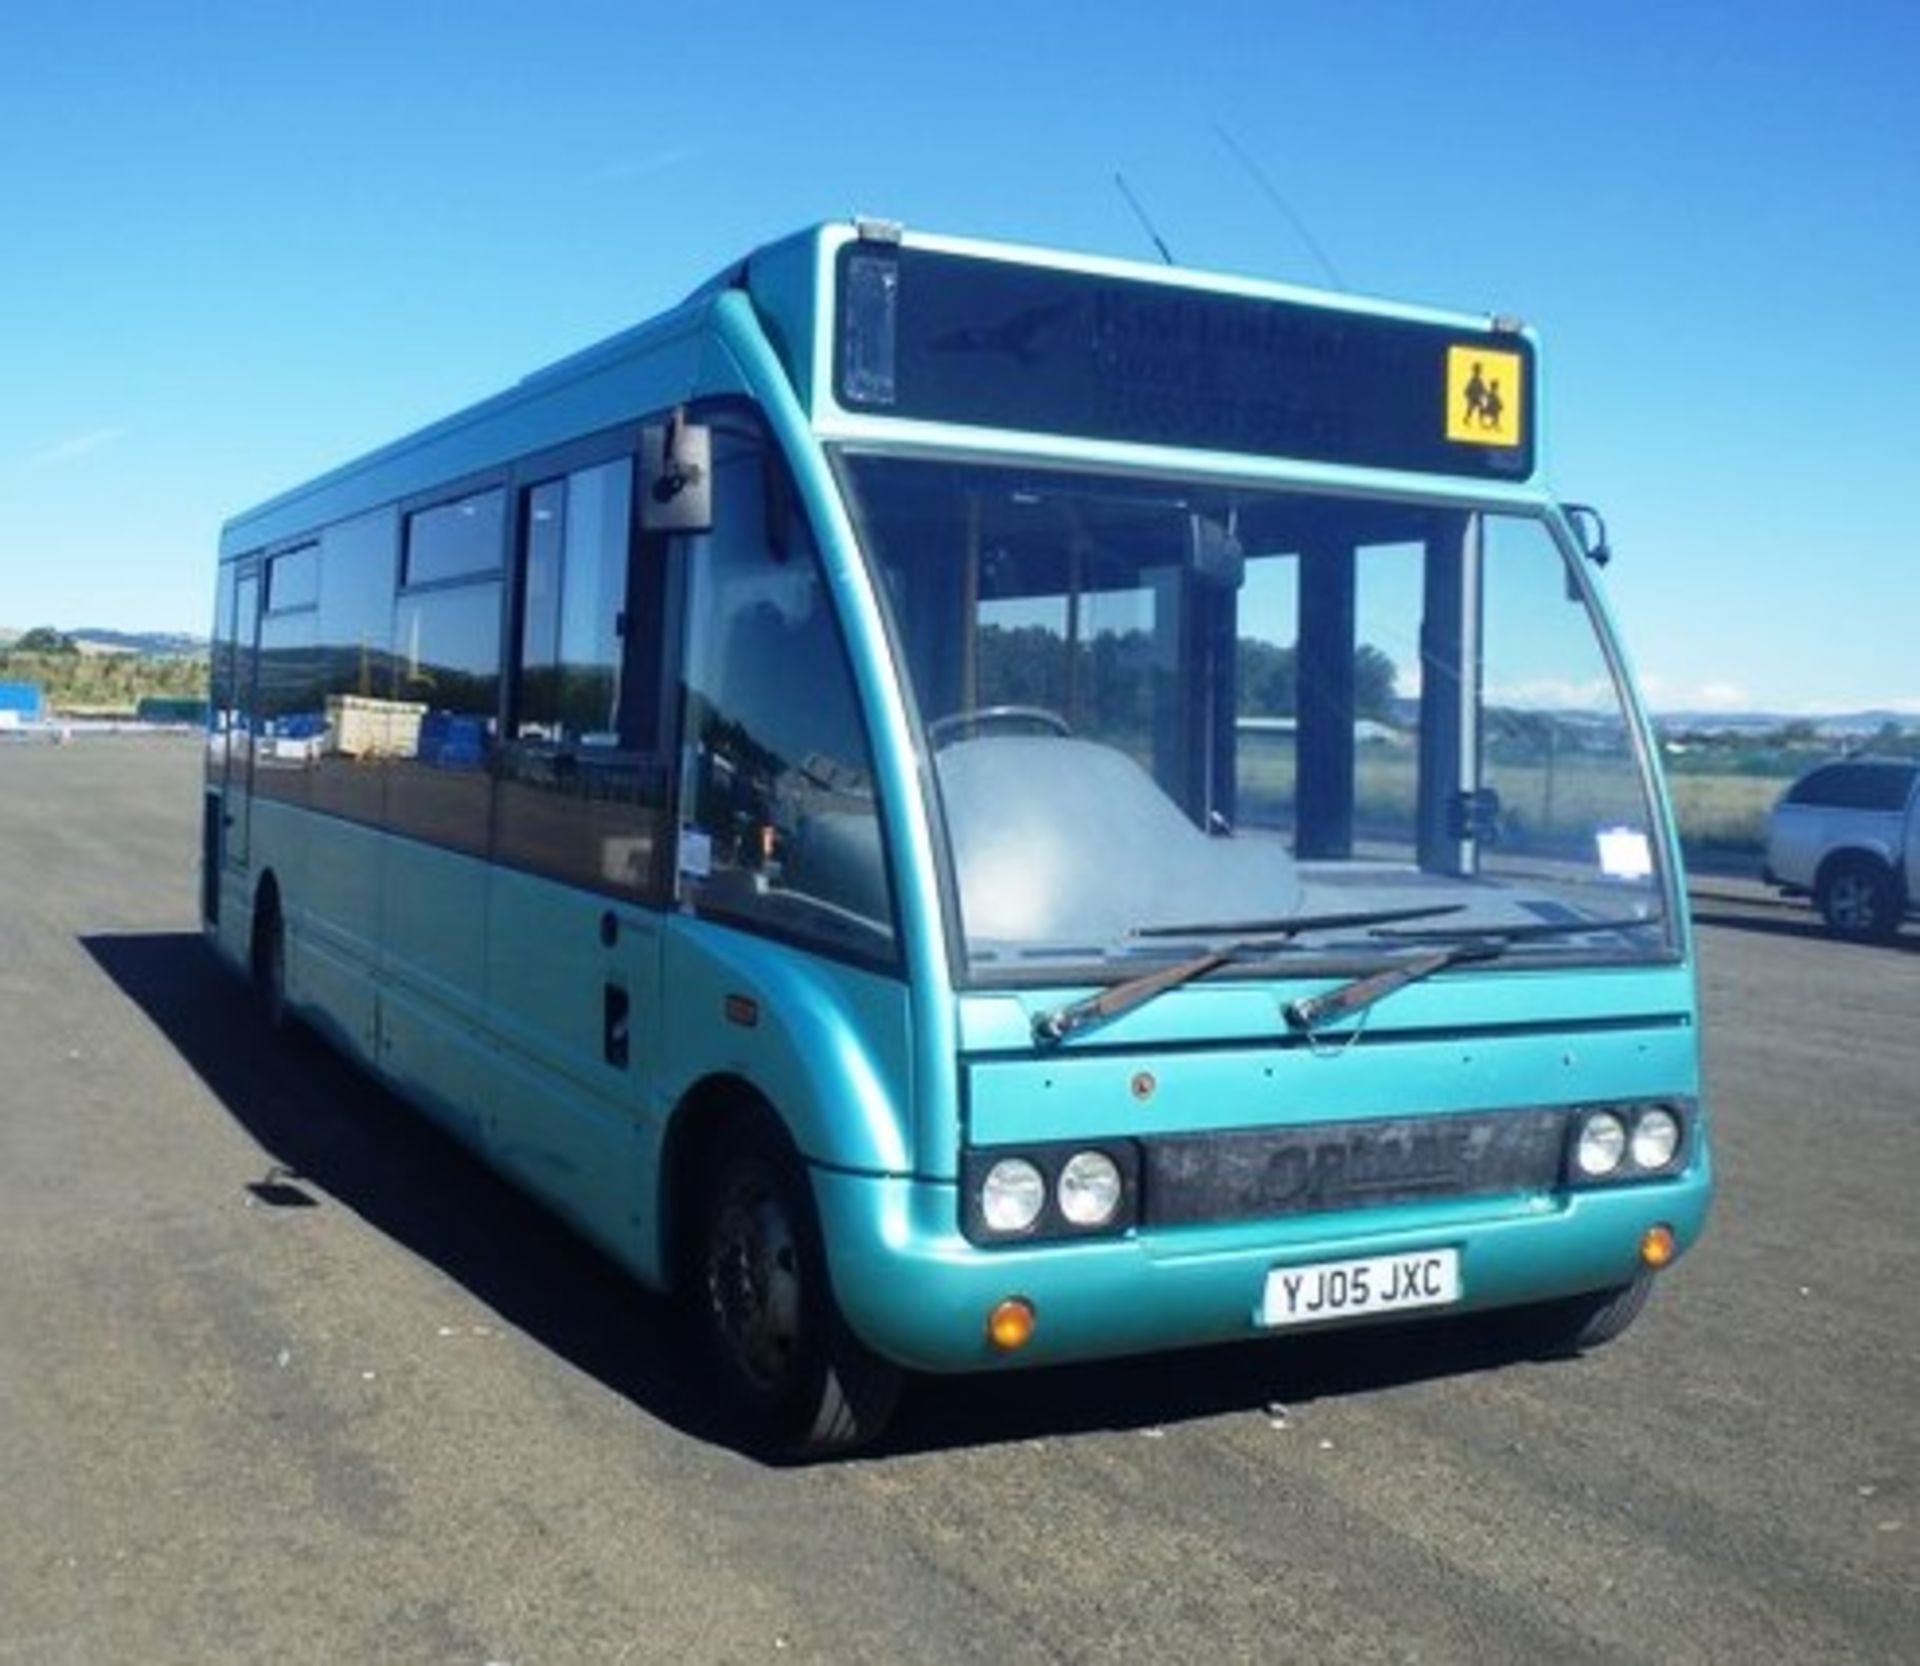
(1763, 757, 1919, 939)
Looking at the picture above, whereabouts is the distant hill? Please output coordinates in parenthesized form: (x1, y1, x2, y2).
(0, 626, 206, 657)
(1655, 709, 1919, 739)
(70, 628, 208, 658)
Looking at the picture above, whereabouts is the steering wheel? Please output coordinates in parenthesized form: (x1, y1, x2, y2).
(926, 705, 1072, 747)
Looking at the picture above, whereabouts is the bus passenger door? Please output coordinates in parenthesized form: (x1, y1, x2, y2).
(221, 563, 261, 871)
(486, 453, 669, 1264)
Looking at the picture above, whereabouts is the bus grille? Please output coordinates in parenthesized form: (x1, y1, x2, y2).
(1142, 1107, 1568, 1227)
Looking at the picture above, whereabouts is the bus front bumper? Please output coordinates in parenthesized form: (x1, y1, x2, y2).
(812, 1158, 1713, 1374)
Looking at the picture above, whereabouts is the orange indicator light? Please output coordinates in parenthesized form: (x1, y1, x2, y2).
(1640, 1224, 1677, 1269)
(987, 1297, 1037, 1352)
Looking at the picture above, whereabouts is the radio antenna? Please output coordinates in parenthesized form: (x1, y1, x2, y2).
(1213, 125, 1347, 291)
(1113, 172, 1176, 265)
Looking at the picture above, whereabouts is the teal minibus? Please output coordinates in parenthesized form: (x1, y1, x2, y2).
(205, 220, 1712, 1454)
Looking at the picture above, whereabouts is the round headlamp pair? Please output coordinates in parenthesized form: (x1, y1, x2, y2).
(981, 1150, 1124, 1233)
(1574, 1105, 1682, 1179)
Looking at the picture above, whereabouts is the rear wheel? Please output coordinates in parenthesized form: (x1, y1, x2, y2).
(689, 1116, 902, 1459)
(1816, 855, 1899, 941)
(250, 883, 288, 1031)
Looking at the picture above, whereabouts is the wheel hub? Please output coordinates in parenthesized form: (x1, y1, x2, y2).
(1830, 874, 1873, 929)
(707, 1185, 803, 1391)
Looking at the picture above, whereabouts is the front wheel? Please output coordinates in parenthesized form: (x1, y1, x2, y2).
(1497, 1272, 1654, 1358)
(1816, 855, 1900, 941)
(690, 1119, 903, 1459)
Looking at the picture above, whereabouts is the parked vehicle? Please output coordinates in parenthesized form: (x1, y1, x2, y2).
(1764, 758, 1920, 939)
(205, 221, 1713, 1455)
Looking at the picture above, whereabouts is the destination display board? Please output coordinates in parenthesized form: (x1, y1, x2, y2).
(835, 244, 1534, 480)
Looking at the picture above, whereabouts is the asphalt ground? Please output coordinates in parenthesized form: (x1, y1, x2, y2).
(1, 734, 1914, 1664)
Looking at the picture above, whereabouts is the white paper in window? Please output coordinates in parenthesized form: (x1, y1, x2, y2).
(1596, 827, 1653, 880)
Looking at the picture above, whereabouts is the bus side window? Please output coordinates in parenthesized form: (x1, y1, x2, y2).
(675, 423, 897, 967)
(496, 455, 668, 898)
(386, 488, 506, 858)
(308, 510, 399, 827)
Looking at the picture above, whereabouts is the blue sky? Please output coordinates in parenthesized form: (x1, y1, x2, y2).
(4, 0, 1915, 713)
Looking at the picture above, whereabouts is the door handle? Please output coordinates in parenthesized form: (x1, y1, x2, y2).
(599, 908, 658, 948)
(603, 982, 630, 1069)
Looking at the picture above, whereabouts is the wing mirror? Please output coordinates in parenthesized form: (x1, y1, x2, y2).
(1563, 503, 1612, 568)
(642, 407, 712, 533)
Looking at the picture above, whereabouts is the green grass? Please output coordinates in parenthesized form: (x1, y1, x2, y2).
(1235, 743, 1779, 863)
(0, 648, 207, 717)
(1664, 771, 1781, 861)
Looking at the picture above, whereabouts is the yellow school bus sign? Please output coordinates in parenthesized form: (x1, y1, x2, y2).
(1446, 345, 1524, 448)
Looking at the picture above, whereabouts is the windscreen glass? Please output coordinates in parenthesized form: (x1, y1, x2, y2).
(836, 454, 1673, 983)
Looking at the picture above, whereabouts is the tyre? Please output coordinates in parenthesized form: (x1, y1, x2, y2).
(1499, 1271, 1653, 1358)
(689, 1116, 903, 1459)
(1815, 855, 1899, 941)
(250, 882, 289, 1031)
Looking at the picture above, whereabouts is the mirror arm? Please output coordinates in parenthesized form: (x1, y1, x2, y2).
(641, 406, 713, 533)
(1562, 502, 1612, 567)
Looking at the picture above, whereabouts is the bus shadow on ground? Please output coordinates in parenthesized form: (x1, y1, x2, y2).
(86, 929, 1560, 1463)
(893, 1315, 1532, 1455)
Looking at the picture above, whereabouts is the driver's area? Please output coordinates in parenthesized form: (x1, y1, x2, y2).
(835, 453, 1671, 980)
(673, 416, 899, 968)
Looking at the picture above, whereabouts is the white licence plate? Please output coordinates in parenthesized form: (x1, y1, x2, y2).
(1261, 1248, 1460, 1329)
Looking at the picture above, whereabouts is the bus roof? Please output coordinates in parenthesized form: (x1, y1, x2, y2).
(222, 220, 1540, 557)
(757, 223, 1538, 483)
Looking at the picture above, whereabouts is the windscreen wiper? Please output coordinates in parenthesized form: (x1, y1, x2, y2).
(1130, 904, 1465, 940)
(1030, 904, 1465, 1047)
(1282, 914, 1659, 1035)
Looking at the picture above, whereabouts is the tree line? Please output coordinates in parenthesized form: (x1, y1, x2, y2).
(978, 623, 1400, 723)
(0, 632, 207, 713)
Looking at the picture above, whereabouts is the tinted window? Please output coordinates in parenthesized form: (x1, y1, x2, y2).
(517, 479, 568, 730)
(207, 562, 242, 791)
(255, 544, 323, 808)
(267, 545, 320, 613)
(517, 461, 631, 742)
(496, 456, 668, 897)
(386, 579, 501, 854)
(309, 510, 398, 824)
(1788, 763, 1918, 812)
(405, 489, 505, 586)
(676, 421, 896, 965)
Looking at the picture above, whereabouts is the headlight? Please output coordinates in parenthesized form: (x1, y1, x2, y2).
(1574, 1110, 1628, 1177)
(1057, 1150, 1123, 1227)
(1631, 1106, 1682, 1170)
(981, 1158, 1046, 1234)
(962, 1141, 1141, 1244)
